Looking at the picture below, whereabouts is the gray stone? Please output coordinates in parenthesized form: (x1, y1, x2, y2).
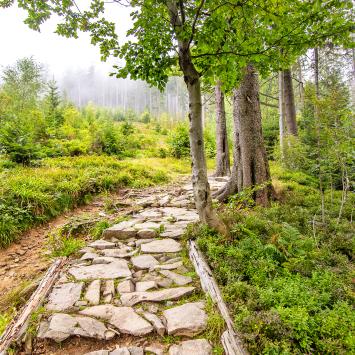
(120, 287, 195, 306)
(85, 280, 101, 306)
(75, 300, 88, 307)
(46, 282, 83, 311)
(135, 281, 158, 292)
(136, 209, 162, 219)
(141, 311, 165, 336)
(80, 305, 153, 336)
(154, 261, 183, 270)
(81, 252, 100, 260)
(85, 351, 109, 355)
(137, 229, 157, 239)
(117, 279, 135, 293)
(134, 222, 162, 230)
(168, 339, 212, 355)
(103, 279, 115, 303)
(69, 259, 131, 280)
(102, 220, 138, 239)
(141, 239, 181, 253)
(159, 270, 192, 286)
(89, 240, 116, 249)
(103, 248, 137, 258)
(75, 316, 114, 339)
(163, 302, 207, 337)
(160, 230, 184, 239)
(135, 238, 155, 247)
(131, 254, 159, 269)
(79, 247, 96, 254)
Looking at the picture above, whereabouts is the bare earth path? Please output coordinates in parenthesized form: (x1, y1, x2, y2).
(28, 177, 228, 355)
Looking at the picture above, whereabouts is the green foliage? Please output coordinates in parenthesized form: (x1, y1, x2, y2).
(47, 231, 85, 257)
(168, 123, 190, 158)
(190, 165, 354, 354)
(90, 220, 110, 240)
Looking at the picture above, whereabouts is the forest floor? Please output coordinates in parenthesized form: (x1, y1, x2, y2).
(5, 176, 228, 354)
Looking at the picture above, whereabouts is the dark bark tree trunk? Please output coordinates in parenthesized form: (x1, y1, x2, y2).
(283, 69, 298, 136)
(214, 65, 273, 205)
(214, 81, 230, 176)
(167, 1, 227, 236)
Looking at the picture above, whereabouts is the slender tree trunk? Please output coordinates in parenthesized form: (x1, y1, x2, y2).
(283, 69, 298, 135)
(297, 58, 305, 109)
(278, 71, 285, 159)
(167, 1, 227, 236)
(214, 81, 230, 176)
(214, 89, 241, 201)
(215, 65, 273, 205)
(314, 47, 325, 223)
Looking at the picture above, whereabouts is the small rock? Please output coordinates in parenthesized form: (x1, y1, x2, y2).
(103, 280, 115, 303)
(154, 261, 183, 270)
(168, 339, 212, 355)
(135, 281, 158, 292)
(85, 280, 101, 306)
(137, 229, 157, 239)
(163, 302, 207, 337)
(159, 270, 192, 286)
(127, 347, 144, 355)
(141, 239, 182, 253)
(117, 280, 135, 293)
(84, 351, 109, 355)
(145, 345, 165, 355)
(110, 348, 130, 355)
(131, 255, 159, 269)
(120, 287, 195, 306)
(89, 240, 116, 250)
(46, 282, 83, 311)
(81, 252, 99, 260)
(141, 312, 165, 336)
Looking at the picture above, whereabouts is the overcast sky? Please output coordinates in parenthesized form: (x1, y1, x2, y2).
(0, 3, 132, 79)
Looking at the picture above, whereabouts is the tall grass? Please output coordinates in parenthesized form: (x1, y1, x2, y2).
(0, 155, 188, 247)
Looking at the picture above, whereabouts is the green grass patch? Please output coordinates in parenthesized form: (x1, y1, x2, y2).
(0, 155, 190, 247)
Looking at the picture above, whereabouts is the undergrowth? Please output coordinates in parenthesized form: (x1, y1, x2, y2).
(188, 164, 354, 354)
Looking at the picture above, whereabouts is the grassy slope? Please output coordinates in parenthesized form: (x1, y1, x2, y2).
(0, 155, 191, 247)
(188, 162, 354, 354)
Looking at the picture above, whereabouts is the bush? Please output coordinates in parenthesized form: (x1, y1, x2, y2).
(168, 123, 190, 158)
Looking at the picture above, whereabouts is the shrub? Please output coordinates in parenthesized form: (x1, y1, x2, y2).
(168, 123, 190, 158)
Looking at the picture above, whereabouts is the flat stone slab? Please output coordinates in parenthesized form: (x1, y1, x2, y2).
(169, 339, 212, 355)
(38, 313, 113, 342)
(89, 240, 116, 249)
(154, 261, 183, 270)
(103, 248, 137, 258)
(163, 302, 207, 337)
(134, 222, 162, 230)
(141, 239, 182, 253)
(80, 305, 153, 336)
(137, 229, 157, 238)
(131, 254, 159, 269)
(135, 281, 158, 292)
(117, 280, 135, 293)
(159, 270, 192, 286)
(69, 259, 131, 280)
(85, 280, 101, 306)
(46, 282, 83, 311)
(141, 311, 165, 336)
(102, 220, 138, 239)
(120, 287, 195, 306)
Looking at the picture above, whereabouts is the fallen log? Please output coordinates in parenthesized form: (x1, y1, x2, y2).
(188, 240, 247, 355)
(0, 257, 66, 355)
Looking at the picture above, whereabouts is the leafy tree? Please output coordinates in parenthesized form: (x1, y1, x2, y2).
(2, 0, 352, 233)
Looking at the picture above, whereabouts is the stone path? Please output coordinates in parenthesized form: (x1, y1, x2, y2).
(36, 177, 228, 355)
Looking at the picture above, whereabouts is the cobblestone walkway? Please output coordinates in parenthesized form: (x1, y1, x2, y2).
(36, 177, 228, 355)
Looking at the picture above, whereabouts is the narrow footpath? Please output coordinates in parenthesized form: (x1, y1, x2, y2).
(32, 177, 228, 355)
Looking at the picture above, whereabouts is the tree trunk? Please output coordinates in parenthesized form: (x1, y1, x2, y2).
(215, 65, 273, 205)
(214, 81, 230, 176)
(314, 47, 325, 223)
(278, 71, 285, 159)
(283, 69, 298, 135)
(214, 88, 241, 201)
(166, 1, 227, 236)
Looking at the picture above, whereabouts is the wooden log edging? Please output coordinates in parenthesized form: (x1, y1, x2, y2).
(188, 240, 248, 355)
(0, 257, 67, 355)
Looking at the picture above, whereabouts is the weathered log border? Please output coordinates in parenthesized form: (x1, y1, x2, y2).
(188, 240, 248, 355)
(0, 257, 66, 355)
